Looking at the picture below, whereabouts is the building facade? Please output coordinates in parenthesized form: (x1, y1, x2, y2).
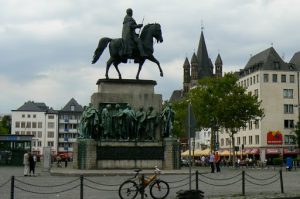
(219, 47, 300, 161)
(11, 101, 58, 156)
(57, 98, 83, 158)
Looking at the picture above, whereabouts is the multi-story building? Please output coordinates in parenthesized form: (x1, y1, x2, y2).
(219, 47, 300, 161)
(11, 101, 58, 156)
(58, 98, 83, 159)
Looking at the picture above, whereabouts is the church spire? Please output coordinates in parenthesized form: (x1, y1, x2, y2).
(196, 31, 213, 79)
(215, 53, 223, 77)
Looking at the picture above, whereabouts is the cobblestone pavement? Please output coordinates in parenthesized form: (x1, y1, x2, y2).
(0, 164, 300, 199)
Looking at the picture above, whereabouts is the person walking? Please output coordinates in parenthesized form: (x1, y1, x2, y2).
(28, 152, 35, 176)
(209, 152, 215, 173)
(215, 151, 221, 172)
(23, 151, 29, 176)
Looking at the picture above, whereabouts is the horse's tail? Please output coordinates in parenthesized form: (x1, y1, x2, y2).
(92, 37, 112, 64)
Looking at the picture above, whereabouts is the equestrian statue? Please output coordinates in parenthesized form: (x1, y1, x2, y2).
(92, 8, 164, 80)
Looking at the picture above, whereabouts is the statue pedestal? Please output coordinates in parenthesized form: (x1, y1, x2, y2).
(163, 137, 180, 169)
(73, 139, 97, 169)
(91, 79, 162, 111)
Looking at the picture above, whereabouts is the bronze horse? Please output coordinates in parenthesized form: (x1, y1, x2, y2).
(92, 23, 163, 79)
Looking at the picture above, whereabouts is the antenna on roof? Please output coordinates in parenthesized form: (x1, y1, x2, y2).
(271, 42, 273, 47)
(201, 20, 204, 31)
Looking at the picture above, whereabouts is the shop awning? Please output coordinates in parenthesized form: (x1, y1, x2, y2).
(283, 148, 299, 155)
(250, 148, 260, 155)
(243, 148, 252, 154)
(219, 149, 231, 156)
(266, 148, 281, 155)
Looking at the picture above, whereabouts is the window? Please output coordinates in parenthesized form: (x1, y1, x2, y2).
(32, 141, 36, 147)
(237, 137, 240, 145)
(33, 114, 36, 118)
(284, 135, 296, 145)
(242, 136, 246, 145)
(253, 76, 256, 84)
(48, 122, 55, 129)
(71, 105, 75, 111)
(38, 141, 42, 147)
(284, 104, 294, 114)
(26, 122, 31, 128)
(32, 122, 37, 128)
(272, 74, 277, 82)
(32, 131, 36, 137)
(284, 120, 294, 128)
(281, 75, 286, 83)
(38, 122, 42, 128)
(22, 114, 25, 118)
(226, 138, 230, 146)
(249, 136, 253, 145)
(254, 120, 259, 129)
(26, 131, 31, 135)
(38, 131, 42, 138)
(250, 77, 252, 85)
(274, 62, 280, 69)
(221, 138, 224, 146)
(283, 89, 293, 98)
(255, 135, 259, 144)
(249, 121, 252, 130)
(21, 122, 25, 128)
(263, 74, 269, 82)
(257, 75, 259, 83)
(48, 141, 54, 147)
(254, 89, 258, 97)
(15, 122, 20, 128)
(15, 131, 19, 135)
(48, 131, 54, 138)
(290, 75, 295, 83)
(48, 115, 54, 119)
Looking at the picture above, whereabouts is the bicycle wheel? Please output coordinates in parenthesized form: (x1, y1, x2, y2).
(118, 180, 139, 199)
(150, 179, 169, 199)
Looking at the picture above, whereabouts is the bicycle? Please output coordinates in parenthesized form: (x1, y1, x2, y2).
(118, 166, 170, 199)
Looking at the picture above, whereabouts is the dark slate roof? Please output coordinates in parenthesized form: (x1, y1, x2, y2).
(290, 51, 300, 70)
(183, 57, 190, 68)
(169, 90, 184, 103)
(244, 47, 289, 70)
(60, 98, 83, 112)
(196, 31, 213, 79)
(215, 53, 223, 65)
(15, 101, 49, 112)
(47, 107, 58, 114)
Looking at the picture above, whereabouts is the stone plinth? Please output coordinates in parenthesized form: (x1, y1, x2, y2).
(163, 137, 180, 170)
(91, 79, 162, 112)
(73, 139, 97, 170)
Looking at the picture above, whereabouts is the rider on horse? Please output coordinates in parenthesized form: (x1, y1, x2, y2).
(122, 8, 147, 58)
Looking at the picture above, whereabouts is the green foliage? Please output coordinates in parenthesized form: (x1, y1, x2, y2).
(172, 99, 189, 137)
(0, 115, 11, 135)
(273, 157, 283, 165)
(293, 121, 300, 149)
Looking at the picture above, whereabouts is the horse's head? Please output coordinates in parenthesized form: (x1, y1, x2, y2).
(141, 23, 163, 43)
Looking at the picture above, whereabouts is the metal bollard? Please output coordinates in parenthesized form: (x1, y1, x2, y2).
(195, 170, 199, 191)
(279, 170, 284, 193)
(242, 170, 245, 196)
(10, 176, 14, 199)
(80, 175, 84, 199)
(140, 174, 145, 199)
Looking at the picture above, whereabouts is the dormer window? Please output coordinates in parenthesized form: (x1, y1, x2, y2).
(274, 61, 280, 70)
(71, 105, 75, 111)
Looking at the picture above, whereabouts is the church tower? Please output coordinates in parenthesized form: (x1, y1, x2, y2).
(183, 57, 191, 94)
(215, 53, 223, 78)
(191, 53, 199, 87)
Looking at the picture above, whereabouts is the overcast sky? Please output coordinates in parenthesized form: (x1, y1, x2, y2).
(1, 0, 300, 114)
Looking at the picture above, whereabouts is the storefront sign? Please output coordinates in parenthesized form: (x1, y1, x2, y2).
(266, 148, 281, 154)
(267, 130, 283, 144)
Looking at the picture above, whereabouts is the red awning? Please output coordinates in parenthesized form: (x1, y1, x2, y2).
(250, 148, 260, 155)
(243, 148, 252, 154)
(266, 148, 281, 155)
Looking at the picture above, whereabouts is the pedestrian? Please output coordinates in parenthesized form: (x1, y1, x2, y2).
(209, 152, 215, 173)
(215, 151, 221, 172)
(23, 151, 29, 176)
(28, 152, 35, 176)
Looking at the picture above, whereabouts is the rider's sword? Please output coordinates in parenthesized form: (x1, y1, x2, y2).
(138, 17, 144, 36)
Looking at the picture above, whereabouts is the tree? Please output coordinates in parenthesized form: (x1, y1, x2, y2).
(0, 115, 11, 135)
(172, 99, 189, 138)
(188, 73, 264, 164)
